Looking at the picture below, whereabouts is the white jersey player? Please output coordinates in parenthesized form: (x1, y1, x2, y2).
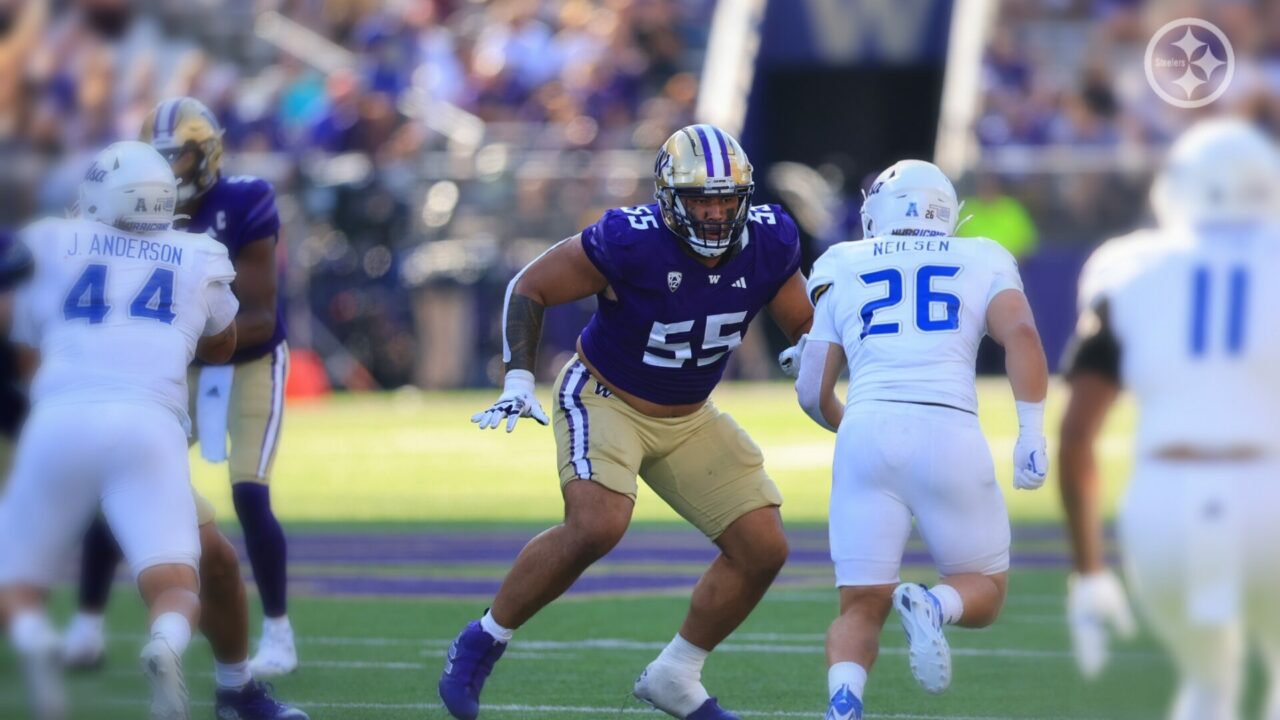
(1060, 119, 1280, 720)
(793, 160, 1049, 719)
(0, 141, 239, 720)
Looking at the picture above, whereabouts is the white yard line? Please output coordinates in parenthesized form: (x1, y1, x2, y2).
(28, 696, 1095, 720)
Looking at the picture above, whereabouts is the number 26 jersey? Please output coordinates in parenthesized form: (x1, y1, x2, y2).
(807, 235, 1023, 415)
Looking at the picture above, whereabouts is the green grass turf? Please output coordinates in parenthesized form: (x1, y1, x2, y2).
(2, 561, 1190, 720)
(188, 379, 1138, 524)
(5, 382, 1230, 719)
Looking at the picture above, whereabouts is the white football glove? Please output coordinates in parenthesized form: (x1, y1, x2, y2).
(1068, 570, 1137, 679)
(778, 333, 808, 379)
(471, 370, 549, 433)
(1012, 400, 1048, 490)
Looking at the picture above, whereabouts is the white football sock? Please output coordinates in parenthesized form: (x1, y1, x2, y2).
(263, 616, 293, 637)
(480, 610, 514, 643)
(654, 633, 709, 677)
(930, 584, 964, 625)
(10, 610, 57, 654)
(215, 660, 252, 690)
(828, 661, 868, 703)
(150, 612, 192, 657)
(67, 612, 105, 638)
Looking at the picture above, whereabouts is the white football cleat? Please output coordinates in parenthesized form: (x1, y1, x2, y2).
(249, 618, 299, 678)
(60, 614, 107, 671)
(634, 661, 739, 719)
(892, 583, 952, 695)
(140, 638, 190, 720)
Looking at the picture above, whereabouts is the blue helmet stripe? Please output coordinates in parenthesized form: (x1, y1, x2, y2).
(154, 99, 178, 140)
(693, 125, 716, 177)
(712, 127, 732, 178)
(165, 99, 181, 135)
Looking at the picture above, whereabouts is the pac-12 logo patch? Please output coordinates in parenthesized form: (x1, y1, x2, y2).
(668, 271, 683, 292)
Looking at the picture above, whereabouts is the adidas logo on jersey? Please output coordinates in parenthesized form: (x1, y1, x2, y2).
(732, 277, 747, 289)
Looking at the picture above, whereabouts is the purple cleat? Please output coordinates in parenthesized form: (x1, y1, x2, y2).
(438, 619, 507, 720)
(214, 680, 309, 719)
(685, 698, 741, 720)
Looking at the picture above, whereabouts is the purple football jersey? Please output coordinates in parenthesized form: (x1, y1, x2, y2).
(180, 175, 285, 364)
(578, 203, 801, 405)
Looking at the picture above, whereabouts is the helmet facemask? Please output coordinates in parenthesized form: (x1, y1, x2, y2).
(654, 125, 756, 258)
(156, 139, 218, 205)
(658, 183, 754, 257)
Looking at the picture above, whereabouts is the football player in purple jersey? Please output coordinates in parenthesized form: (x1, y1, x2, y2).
(58, 100, 306, 720)
(439, 125, 813, 720)
(0, 230, 32, 473)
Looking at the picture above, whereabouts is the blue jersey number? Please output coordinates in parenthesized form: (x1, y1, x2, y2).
(63, 265, 177, 325)
(1190, 265, 1248, 356)
(63, 264, 111, 323)
(858, 265, 962, 340)
(130, 268, 178, 324)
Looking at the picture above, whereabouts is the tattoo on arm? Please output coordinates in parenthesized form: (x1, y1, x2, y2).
(505, 294, 545, 372)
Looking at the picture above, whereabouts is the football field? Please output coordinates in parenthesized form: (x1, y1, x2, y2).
(7, 380, 1241, 718)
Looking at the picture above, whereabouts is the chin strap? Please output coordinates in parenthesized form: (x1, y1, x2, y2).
(952, 199, 974, 234)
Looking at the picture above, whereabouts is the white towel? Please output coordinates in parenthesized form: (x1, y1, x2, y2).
(196, 365, 235, 463)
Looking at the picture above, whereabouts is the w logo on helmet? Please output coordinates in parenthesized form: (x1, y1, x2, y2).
(654, 149, 673, 182)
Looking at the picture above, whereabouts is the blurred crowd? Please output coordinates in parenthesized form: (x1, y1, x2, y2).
(979, 0, 1280, 147)
(969, 0, 1280, 245)
(0, 0, 707, 162)
(0, 0, 712, 389)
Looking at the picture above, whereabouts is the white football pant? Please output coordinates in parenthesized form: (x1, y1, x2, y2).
(1120, 459, 1280, 720)
(0, 402, 200, 588)
(829, 401, 1010, 587)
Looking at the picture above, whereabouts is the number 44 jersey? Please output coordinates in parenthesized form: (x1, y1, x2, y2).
(807, 234, 1023, 415)
(578, 202, 801, 405)
(11, 217, 239, 429)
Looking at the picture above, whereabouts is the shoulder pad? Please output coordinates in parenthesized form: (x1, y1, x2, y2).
(1078, 229, 1165, 310)
(806, 241, 863, 302)
(187, 232, 236, 283)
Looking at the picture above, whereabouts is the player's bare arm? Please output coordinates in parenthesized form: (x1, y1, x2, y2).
(474, 235, 608, 432)
(1058, 373, 1118, 575)
(230, 237, 278, 349)
(985, 289, 1047, 403)
(986, 288, 1050, 490)
(1056, 294, 1135, 679)
(198, 323, 239, 365)
(767, 270, 813, 344)
(505, 234, 609, 372)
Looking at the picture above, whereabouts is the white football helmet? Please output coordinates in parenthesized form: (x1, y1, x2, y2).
(861, 160, 962, 239)
(77, 141, 178, 234)
(1151, 118, 1280, 229)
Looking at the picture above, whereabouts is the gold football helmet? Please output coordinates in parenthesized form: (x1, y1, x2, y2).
(140, 97, 224, 205)
(654, 124, 754, 257)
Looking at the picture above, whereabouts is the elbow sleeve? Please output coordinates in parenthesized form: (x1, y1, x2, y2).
(795, 341, 837, 432)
